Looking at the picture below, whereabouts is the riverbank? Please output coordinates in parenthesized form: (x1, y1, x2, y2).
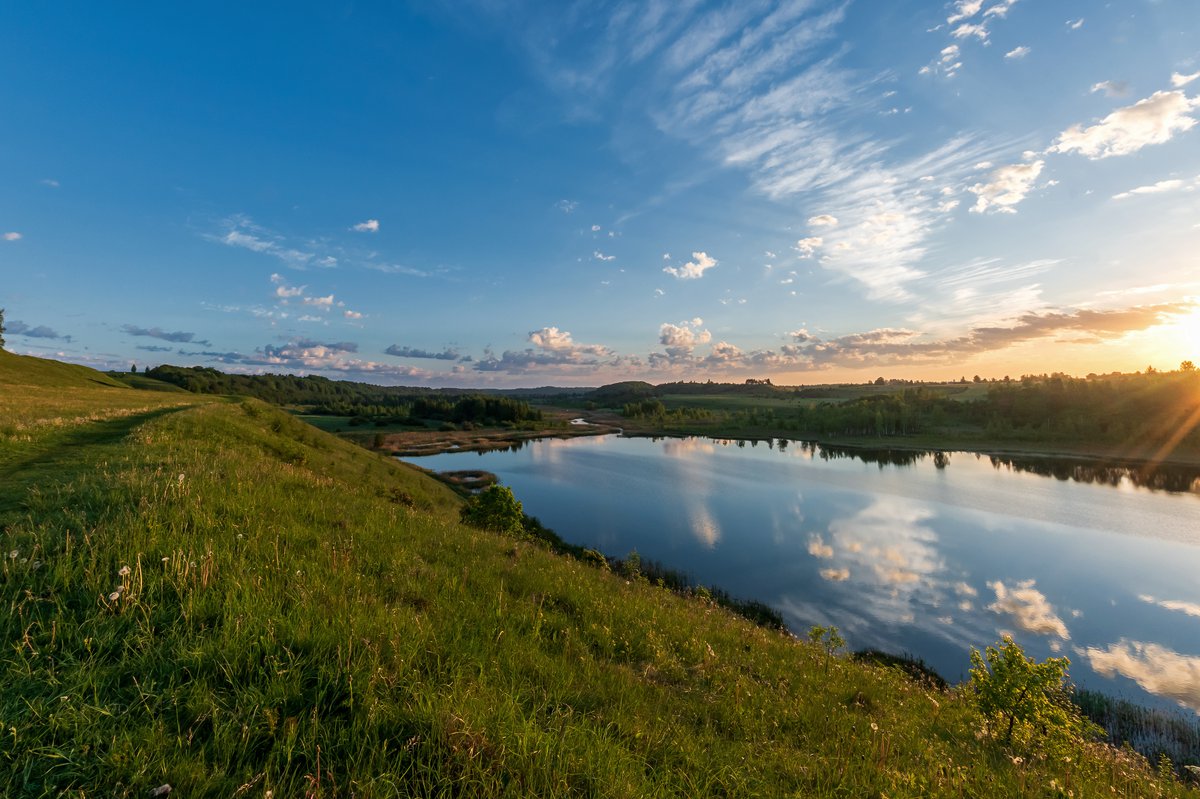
(4, 350, 1197, 795)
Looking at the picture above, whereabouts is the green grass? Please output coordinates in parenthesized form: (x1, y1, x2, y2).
(1, 352, 1195, 797)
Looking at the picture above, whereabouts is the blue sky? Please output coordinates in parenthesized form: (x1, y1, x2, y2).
(2, 1, 1199, 386)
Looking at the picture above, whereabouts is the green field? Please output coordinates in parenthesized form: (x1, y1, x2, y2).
(1, 350, 1194, 797)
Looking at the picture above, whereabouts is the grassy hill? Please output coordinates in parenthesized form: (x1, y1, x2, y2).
(1, 352, 1194, 797)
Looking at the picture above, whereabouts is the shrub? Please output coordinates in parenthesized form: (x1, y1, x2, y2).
(459, 485, 524, 535)
(969, 636, 1100, 754)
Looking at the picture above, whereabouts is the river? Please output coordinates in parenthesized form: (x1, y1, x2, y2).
(403, 434, 1200, 717)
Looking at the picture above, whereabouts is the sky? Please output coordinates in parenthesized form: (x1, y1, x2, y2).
(2, 1, 1199, 388)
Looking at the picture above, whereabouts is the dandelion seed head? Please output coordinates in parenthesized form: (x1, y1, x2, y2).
(118, 565, 131, 577)
(108, 591, 120, 602)
(162, 557, 169, 563)
(178, 473, 185, 483)
(7, 550, 17, 559)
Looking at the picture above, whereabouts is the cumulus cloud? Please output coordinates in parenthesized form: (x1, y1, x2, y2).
(1173, 71, 1200, 88)
(820, 568, 850, 582)
(275, 284, 305, 299)
(122, 325, 210, 346)
(1050, 90, 1199, 159)
(5, 320, 70, 341)
(351, 219, 380, 233)
(303, 295, 335, 308)
(473, 327, 614, 373)
(658, 319, 712, 357)
(527, 326, 610, 356)
(1067, 18, 1084, 30)
(181, 339, 440, 383)
(593, 251, 616, 261)
(808, 214, 839, 227)
(795, 237, 823, 258)
(385, 345, 463, 361)
(343, 310, 363, 320)
(986, 579, 1069, 638)
(663, 251, 717, 280)
(3, 232, 21, 241)
(969, 160, 1044, 213)
(1085, 640, 1200, 713)
(1004, 46, 1030, 59)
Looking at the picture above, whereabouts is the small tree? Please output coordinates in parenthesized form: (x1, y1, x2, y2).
(460, 485, 524, 535)
(0, 307, 6, 349)
(1182, 360, 1196, 372)
(969, 636, 1099, 753)
(808, 625, 845, 674)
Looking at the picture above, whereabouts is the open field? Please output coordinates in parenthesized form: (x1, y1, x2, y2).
(2, 351, 1196, 796)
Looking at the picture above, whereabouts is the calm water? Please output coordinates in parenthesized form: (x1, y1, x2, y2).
(404, 435, 1200, 715)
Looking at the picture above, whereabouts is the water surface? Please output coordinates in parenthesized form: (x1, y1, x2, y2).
(405, 435, 1200, 715)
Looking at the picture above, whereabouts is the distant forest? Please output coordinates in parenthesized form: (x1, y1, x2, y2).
(145, 365, 542, 427)
(619, 368, 1200, 450)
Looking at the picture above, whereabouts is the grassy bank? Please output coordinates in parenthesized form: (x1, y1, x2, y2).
(2, 351, 1196, 796)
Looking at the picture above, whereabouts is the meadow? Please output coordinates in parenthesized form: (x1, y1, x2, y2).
(1, 350, 1196, 796)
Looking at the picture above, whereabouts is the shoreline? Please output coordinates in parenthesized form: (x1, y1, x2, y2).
(383, 419, 1200, 473)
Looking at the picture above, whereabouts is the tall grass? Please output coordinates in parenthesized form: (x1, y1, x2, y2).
(1, 352, 1195, 797)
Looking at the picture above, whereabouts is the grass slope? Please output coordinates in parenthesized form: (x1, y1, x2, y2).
(1, 354, 1194, 797)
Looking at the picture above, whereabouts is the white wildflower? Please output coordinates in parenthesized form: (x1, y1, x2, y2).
(108, 591, 120, 602)
(7, 550, 17, 559)
(118, 565, 131, 577)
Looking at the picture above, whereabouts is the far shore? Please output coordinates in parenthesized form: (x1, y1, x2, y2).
(368, 408, 1200, 474)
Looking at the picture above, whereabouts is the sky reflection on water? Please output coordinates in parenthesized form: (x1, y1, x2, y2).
(405, 436, 1200, 715)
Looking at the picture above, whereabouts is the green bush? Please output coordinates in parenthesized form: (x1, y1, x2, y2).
(459, 485, 524, 535)
(969, 636, 1100, 754)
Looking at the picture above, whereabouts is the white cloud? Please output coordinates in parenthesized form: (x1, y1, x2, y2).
(591, 224, 601, 232)
(820, 568, 850, 582)
(808, 214, 839, 227)
(1173, 71, 1200, 88)
(593, 251, 616, 262)
(1085, 640, 1200, 713)
(663, 251, 717, 280)
(1067, 18, 1084, 30)
(352, 219, 380, 233)
(1112, 178, 1189, 200)
(969, 160, 1044, 213)
(344, 310, 364, 320)
(275, 284, 305, 299)
(947, 0, 984, 24)
(1090, 80, 1128, 98)
(3, 232, 21, 241)
(303, 295, 334, 308)
(951, 23, 989, 42)
(987, 579, 1069, 638)
(1004, 46, 1030, 60)
(921, 44, 963, 78)
(795, 236, 823, 258)
(40, 178, 59, 188)
(658, 320, 712, 359)
(556, 199, 578, 213)
(1051, 91, 1199, 159)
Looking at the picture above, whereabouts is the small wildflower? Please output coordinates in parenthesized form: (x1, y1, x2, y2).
(178, 473, 185, 483)
(7, 550, 16, 559)
(108, 591, 120, 602)
(236, 533, 244, 540)
(162, 557, 169, 563)
(870, 722, 879, 732)
(118, 565, 131, 577)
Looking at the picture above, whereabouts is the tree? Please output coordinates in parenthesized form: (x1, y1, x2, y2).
(1182, 360, 1196, 372)
(969, 636, 1098, 753)
(0, 307, 5, 349)
(460, 485, 524, 535)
